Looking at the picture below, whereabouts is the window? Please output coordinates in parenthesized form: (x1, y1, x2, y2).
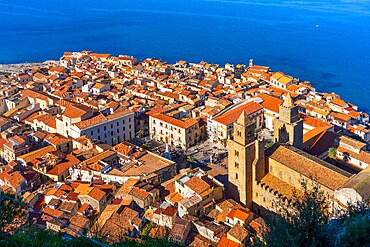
(255, 192, 258, 198)
(123, 127, 126, 131)
(289, 176, 293, 184)
(270, 165, 274, 173)
(111, 124, 113, 129)
(235, 161, 239, 168)
(123, 120, 126, 124)
(235, 150, 239, 157)
(111, 131, 113, 136)
(104, 133, 107, 138)
(129, 124, 131, 129)
(129, 117, 131, 123)
(279, 170, 284, 179)
(98, 128, 100, 133)
(90, 131, 93, 135)
(116, 122, 119, 126)
(104, 126, 107, 131)
(98, 136, 100, 140)
(237, 130, 241, 136)
(235, 173, 238, 179)
(117, 129, 120, 133)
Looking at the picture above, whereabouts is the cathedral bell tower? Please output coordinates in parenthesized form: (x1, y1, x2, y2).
(228, 111, 265, 208)
(274, 93, 303, 149)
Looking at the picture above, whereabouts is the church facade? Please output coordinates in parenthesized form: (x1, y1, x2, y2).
(228, 94, 369, 216)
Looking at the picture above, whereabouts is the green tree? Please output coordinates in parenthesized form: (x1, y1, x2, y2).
(261, 180, 331, 247)
(0, 192, 26, 234)
(136, 129, 145, 138)
(328, 147, 337, 159)
(141, 142, 151, 150)
(220, 138, 227, 147)
(187, 155, 197, 167)
(329, 201, 370, 247)
(140, 221, 155, 237)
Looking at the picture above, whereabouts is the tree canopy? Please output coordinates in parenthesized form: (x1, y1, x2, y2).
(258, 180, 370, 247)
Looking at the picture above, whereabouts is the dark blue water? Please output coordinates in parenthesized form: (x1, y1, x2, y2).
(1, 0, 370, 110)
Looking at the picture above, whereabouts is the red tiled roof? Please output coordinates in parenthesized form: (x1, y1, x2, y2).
(214, 101, 263, 126)
(150, 112, 198, 129)
(63, 104, 92, 119)
(257, 93, 283, 113)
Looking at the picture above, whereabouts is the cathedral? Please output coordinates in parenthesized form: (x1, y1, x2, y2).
(228, 94, 369, 215)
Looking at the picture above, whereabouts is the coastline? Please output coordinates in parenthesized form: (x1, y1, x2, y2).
(0, 61, 57, 74)
(0, 58, 366, 113)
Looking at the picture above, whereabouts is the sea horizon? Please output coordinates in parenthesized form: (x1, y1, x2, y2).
(1, 0, 370, 111)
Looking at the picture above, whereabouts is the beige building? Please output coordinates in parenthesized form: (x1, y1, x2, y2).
(269, 72, 294, 89)
(174, 169, 224, 217)
(208, 101, 264, 143)
(149, 112, 204, 149)
(228, 110, 369, 217)
(2, 135, 30, 163)
(78, 186, 107, 212)
(56, 104, 135, 146)
(336, 136, 370, 170)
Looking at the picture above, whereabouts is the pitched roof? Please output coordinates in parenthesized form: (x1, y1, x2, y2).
(267, 145, 351, 190)
(150, 112, 198, 129)
(213, 101, 263, 126)
(228, 223, 248, 243)
(257, 93, 283, 113)
(339, 136, 367, 151)
(18, 146, 56, 164)
(74, 112, 107, 129)
(63, 104, 92, 119)
(184, 176, 211, 196)
(87, 187, 106, 202)
(217, 236, 242, 247)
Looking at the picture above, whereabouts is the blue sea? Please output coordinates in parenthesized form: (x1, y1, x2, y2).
(1, 0, 370, 110)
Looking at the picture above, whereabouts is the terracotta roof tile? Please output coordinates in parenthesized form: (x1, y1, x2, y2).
(267, 145, 350, 190)
(213, 101, 263, 126)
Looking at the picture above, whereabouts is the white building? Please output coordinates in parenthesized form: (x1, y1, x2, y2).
(56, 104, 135, 146)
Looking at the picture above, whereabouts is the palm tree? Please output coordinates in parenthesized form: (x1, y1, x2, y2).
(220, 138, 228, 147)
(328, 147, 337, 159)
(136, 129, 145, 138)
(187, 155, 197, 168)
(141, 141, 151, 150)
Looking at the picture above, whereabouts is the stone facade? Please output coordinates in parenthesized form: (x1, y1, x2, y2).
(228, 111, 265, 208)
(274, 93, 303, 149)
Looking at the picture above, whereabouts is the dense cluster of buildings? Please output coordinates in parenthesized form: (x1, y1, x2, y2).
(0, 50, 369, 246)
